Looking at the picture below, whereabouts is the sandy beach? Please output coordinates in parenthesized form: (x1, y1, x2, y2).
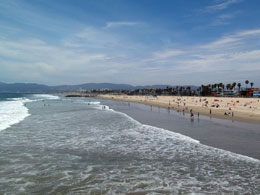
(98, 95, 260, 124)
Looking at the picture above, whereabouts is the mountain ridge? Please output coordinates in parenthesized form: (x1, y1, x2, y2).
(0, 82, 198, 93)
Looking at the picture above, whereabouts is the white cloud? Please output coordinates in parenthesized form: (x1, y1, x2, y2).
(211, 13, 236, 26)
(152, 50, 185, 59)
(236, 29, 260, 37)
(130, 28, 260, 85)
(199, 29, 260, 50)
(200, 37, 240, 49)
(1, 21, 260, 86)
(0, 37, 112, 84)
(35, 62, 55, 72)
(106, 21, 140, 28)
(206, 0, 243, 11)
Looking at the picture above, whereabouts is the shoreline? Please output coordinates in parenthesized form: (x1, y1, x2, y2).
(99, 97, 260, 160)
(98, 94, 260, 125)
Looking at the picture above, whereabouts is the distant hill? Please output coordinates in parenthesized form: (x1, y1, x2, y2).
(0, 82, 198, 93)
(0, 82, 51, 93)
(51, 83, 135, 91)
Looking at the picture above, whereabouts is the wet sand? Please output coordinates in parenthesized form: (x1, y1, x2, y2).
(102, 99, 260, 160)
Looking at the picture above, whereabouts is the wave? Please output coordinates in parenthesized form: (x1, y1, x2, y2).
(32, 94, 60, 100)
(85, 101, 114, 111)
(0, 98, 31, 132)
(85, 101, 101, 105)
(91, 100, 260, 163)
(89, 100, 200, 143)
(0, 94, 60, 132)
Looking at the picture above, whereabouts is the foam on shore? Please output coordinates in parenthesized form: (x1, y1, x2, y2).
(32, 94, 60, 100)
(0, 98, 31, 132)
(0, 94, 60, 132)
(90, 100, 260, 163)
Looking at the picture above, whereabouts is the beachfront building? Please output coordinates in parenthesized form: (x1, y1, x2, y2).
(253, 90, 260, 98)
(215, 90, 234, 97)
(223, 90, 235, 97)
(240, 88, 260, 97)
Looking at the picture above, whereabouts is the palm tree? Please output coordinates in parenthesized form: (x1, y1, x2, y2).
(237, 83, 241, 91)
(245, 80, 249, 89)
(226, 84, 231, 90)
(250, 82, 254, 88)
(186, 86, 191, 93)
(232, 82, 236, 90)
(220, 83, 224, 90)
(179, 86, 183, 95)
(217, 83, 222, 92)
(212, 84, 217, 91)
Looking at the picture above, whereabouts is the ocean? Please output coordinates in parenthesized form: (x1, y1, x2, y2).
(0, 94, 259, 194)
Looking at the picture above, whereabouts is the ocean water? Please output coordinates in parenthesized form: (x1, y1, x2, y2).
(0, 94, 259, 194)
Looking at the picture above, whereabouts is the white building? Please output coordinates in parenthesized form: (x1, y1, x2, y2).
(253, 90, 260, 97)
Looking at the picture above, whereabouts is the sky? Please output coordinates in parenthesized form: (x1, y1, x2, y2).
(0, 0, 260, 87)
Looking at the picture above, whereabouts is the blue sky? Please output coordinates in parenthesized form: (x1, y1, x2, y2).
(0, 0, 260, 87)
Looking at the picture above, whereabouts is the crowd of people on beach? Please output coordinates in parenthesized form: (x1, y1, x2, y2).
(99, 94, 260, 122)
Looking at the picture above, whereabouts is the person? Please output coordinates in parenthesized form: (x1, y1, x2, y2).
(210, 109, 212, 114)
(190, 112, 194, 120)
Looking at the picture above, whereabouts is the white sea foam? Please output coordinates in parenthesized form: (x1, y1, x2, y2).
(85, 101, 101, 105)
(7, 97, 25, 101)
(86, 101, 114, 111)
(33, 94, 60, 100)
(1, 98, 259, 194)
(0, 98, 31, 132)
(92, 101, 260, 163)
(93, 101, 200, 144)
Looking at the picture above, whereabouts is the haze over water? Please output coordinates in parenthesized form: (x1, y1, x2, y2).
(0, 94, 259, 194)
